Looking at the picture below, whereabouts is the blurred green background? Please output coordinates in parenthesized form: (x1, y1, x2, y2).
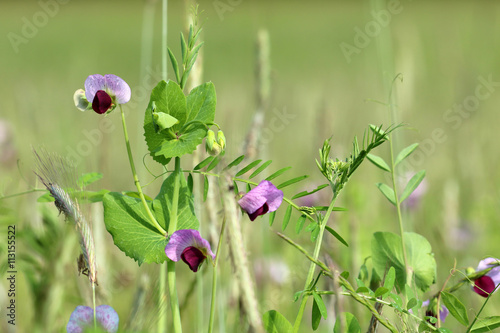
(1, 0, 500, 331)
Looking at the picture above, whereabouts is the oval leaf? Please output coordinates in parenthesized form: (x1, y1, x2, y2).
(470, 316, 500, 333)
(441, 291, 469, 326)
(262, 310, 292, 333)
(367, 153, 391, 172)
(333, 312, 361, 333)
(376, 183, 396, 205)
(400, 170, 426, 203)
(395, 143, 419, 166)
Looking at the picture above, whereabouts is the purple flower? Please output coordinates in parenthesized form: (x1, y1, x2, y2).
(74, 74, 131, 114)
(422, 299, 449, 323)
(67, 305, 119, 333)
(165, 229, 215, 272)
(473, 257, 500, 297)
(238, 180, 283, 221)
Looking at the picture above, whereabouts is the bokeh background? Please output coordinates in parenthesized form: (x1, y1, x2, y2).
(1, 0, 500, 332)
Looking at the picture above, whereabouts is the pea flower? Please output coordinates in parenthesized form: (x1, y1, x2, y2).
(165, 229, 215, 272)
(74, 74, 131, 114)
(473, 257, 500, 297)
(422, 299, 449, 323)
(238, 180, 283, 221)
(67, 305, 119, 333)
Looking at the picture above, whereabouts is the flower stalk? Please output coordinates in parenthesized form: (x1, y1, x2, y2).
(119, 105, 166, 236)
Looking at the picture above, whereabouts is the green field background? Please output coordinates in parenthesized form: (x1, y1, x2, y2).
(1, 0, 500, 332)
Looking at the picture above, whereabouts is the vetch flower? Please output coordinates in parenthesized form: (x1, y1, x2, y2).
(67, 305, 119, 333)
(74, 74, 131, 114)
(473, 257, 500, 297)
(238, 180, 283, 221)
(165, 229, 215, 272)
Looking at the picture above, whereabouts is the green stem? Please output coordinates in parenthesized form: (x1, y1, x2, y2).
(120, 106, 167, 235)
(167, 157, 182, 333)
(168, 260, 182, 333)
(162, 0, 167, 81)
(208, 216, 227, 333)
(389, 137, 409, 284)
(0, 188, 46, 200)
(292, 194, 338, 332)
(158, 264, 167, 333)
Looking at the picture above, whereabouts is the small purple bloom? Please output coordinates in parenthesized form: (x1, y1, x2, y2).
(78, 74, 131, 114)
(422, 299, 449, 323)
(165, 229, 215, 272)
(67, 305, 119, 333)
(473, 257, 500, 297)
(238, 180, 283, 221)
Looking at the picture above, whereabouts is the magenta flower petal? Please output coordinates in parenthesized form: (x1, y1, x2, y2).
(165, 229, 215, 272)
(104, 74, 131, 104)
(474, 276, 495, 297)
(67, 305, 119, 333)
(181, 246, 206, 272)
(92, 90, 112, 114)
(84, 74, 106, 103)
(238, 180, 283, 221)
(473, 257, 500, 297)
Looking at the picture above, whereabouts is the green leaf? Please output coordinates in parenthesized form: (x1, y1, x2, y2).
(367, 153, 391, 172)
(77, 189, 110, 203)
(152, 111, 179, 132)
(185, 82, 216, 124)
(291, 184, 329, 200)
(144, 81, 216, 163)
(187, 173, 193, 193)
(266, 167, 292, 181)
(310, 224, 320, 242)
(400, 170, 426, 203)
(194, 156, 214, 170)
(383, 266, 396, 292)
(312, 292, 327, 319)
(441, 291, 469, 326)
(470, 316, 500, 332)
(374, 287, 389, 298)
(407, 298, 417, 310)
(206, 156, 221, 172)
(295, 215, 306, 234)
(282, 205, 292, 231)
(376, 183, 396, 205)
(277, 175, 309, 189)
(389, 293, 402, 309)
(395, 143, 419, 166)
(123, 191, 153, 201)
(333, 312, 361, 333)
(269, 210, 277, 226)
(325, 225, 348, 247)
(203, 175, 209, 202)
(103, 172, 198, 265)
(180, 32, 187, 62)
(167, 47, 180, 83)
(103, 193, 168, 265)
(153, 172, 199, 232)
(250, 160, 273, 179)
(225, 155, 245, 169)
(235, 159, 262, 177)
(311, 297, 321, 331)
(262, 310, 292, 333)
(77, 172, 103, 188)
(371, 232, 436, 292)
